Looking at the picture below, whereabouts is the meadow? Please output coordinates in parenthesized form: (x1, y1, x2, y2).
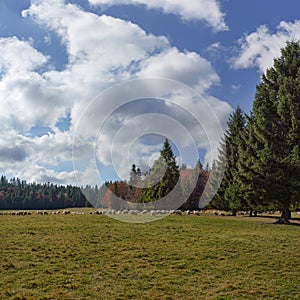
(0, 211, 299, 299)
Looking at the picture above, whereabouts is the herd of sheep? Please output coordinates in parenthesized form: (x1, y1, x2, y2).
(0, 209, 205, 216)
(0, 209, 299, 217)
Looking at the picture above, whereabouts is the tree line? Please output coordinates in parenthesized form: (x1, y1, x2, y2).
(0, 176, 92, 210)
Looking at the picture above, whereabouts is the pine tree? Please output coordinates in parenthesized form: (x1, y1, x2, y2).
(251, 41, 300, 223)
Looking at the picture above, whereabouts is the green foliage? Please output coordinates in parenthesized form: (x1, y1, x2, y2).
(211, 107, 246, 213)
(0, 175, 97, 210)
(237, 114, 270, 213)
(250, 41, 300, 221)
(141, 139, 181, 207)
(212, 41, 300, 221)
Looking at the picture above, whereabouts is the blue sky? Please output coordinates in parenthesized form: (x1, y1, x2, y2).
(0, 0, 300, 186)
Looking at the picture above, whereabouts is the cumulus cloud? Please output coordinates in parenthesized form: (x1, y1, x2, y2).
(0, 130, 80, 185)
(137, 48, 220, 92)
(22, 1, 169, 66)
(88, 0, 228, 31)
(0, 37, 48, 75)
(232, 20, 300, 72)
(74, 79, 232, 182)
(0, 36, 71, 132)
(0, 0, 232, 185)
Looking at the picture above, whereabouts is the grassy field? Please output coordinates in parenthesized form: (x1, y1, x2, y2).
(0, 211, 299, 300)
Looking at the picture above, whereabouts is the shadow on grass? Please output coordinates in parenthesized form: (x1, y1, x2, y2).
(244, 215, 300, 226)
(273, 220, 300, 226)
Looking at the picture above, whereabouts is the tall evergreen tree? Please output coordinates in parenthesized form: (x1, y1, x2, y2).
(212, 107, 246, 214)
(237, 114, 269, 216)
(251, 41, 300, 223)
(141, 139, 181, 208)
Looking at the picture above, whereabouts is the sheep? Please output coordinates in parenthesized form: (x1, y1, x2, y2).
(149, 210, 156, 216)
(16, 211, 22, 215)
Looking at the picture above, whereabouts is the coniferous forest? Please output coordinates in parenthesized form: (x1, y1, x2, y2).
(0, 41, 299, 223)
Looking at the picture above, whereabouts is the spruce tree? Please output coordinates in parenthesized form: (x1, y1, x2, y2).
(237, 114, 268, 216)
(141, 139, 181, 208)
(251, 41, 300, 223)
(212, 107, 246, 214)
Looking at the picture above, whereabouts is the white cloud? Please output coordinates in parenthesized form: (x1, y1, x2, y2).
(137, 47, 220, 92)
(0, 130, 77, 185)
(88, 0, 228, 31)
(22, 0, 171, 122)
(0, 0, 232, 185)
(23, 0, 169, 66)
(74, 79, 232, 182)
(0, 37, 48, 75)
(232, 20, 300, 72)
(0, 36, 70, 132)
(231, 84, 241, 91)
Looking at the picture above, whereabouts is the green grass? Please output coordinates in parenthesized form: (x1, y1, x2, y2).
(0, 212, 299, 299)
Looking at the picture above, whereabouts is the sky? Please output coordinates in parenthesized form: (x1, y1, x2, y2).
(0, 0, 300, 186)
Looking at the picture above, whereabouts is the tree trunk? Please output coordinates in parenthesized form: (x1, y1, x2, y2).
(232, 210, 237, 216)
(275, 201, 290, 224)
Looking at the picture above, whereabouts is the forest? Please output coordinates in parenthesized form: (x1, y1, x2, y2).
(0, 41, 299, 223)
